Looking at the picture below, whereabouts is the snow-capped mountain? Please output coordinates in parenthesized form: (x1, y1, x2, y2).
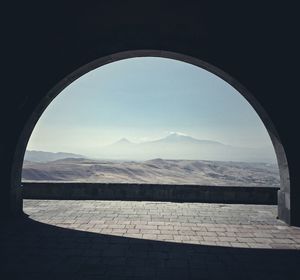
(95, 133, 276, 162)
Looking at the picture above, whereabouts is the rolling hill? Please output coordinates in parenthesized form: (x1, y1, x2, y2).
(24, 150, 85, 162)
(22, 158, 280, 187)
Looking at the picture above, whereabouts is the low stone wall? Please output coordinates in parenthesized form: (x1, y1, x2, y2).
(22, 182, 279, 205)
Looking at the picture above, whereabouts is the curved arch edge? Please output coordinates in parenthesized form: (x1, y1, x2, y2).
(10, 49, 291, 224)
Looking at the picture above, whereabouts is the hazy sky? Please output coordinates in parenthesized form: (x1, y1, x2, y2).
(27, 57, 275, 158)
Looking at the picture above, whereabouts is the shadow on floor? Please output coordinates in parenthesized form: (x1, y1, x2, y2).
(0, 216, 299, 280)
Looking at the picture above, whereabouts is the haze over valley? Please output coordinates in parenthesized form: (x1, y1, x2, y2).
(89, 132, 276, 163)
(23, 133, 280, 187)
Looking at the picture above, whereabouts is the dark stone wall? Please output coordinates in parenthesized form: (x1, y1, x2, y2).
(1, 2, 299, 224)
(22, 183, 279, 205)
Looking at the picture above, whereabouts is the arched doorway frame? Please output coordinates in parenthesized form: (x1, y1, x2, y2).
(11, 50, 290, 224)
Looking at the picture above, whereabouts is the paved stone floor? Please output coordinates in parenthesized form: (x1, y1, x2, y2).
(24, 200, 300, 249)
(1, 200, 300, 279)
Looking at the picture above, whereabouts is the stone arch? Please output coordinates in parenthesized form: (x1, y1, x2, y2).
(11, 50, 290, 223)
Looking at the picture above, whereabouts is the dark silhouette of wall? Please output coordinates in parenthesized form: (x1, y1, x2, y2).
(1, 2, 299, 225)
(22, 182, 279, 205)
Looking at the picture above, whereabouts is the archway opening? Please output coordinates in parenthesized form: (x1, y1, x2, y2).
(12, 51, 290, 228)
(23, 57, 279, 186)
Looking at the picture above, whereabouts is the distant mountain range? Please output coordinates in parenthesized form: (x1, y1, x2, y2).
(23, 135, 279, 186)
(24, 133, 277, 163)
(95, 133, 277, 162)
(24, 150, 84, 162)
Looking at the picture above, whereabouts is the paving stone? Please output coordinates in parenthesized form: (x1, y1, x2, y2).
(158, 234, 174, 240)
(218, 237, 237, 242)
(142, 234, 158, 240)
(203, 236, 219, 242)
(197, 231, 218, 237)
(271, 238, 295, 244)
(237, 237, 255, 243)
(230, 242, 250, 248)
(247, 243, 273, 248)
(215, 241, 232, 247)
(126, 229, 140, 234)
(253, 237, 273, 243)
